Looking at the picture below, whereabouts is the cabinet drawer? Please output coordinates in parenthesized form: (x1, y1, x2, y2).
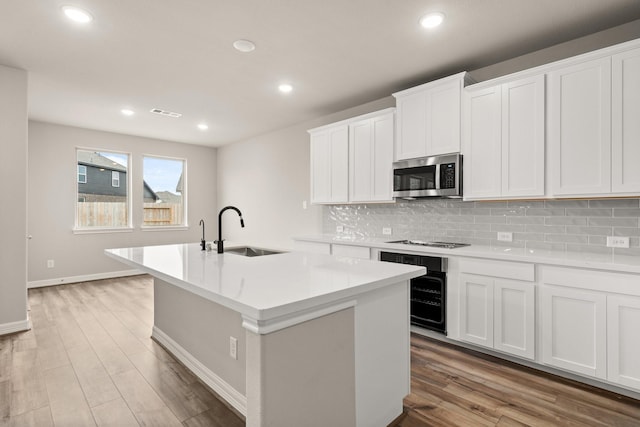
(331, 244, 371, 260)
(293, 240, 331, 255)
(459, 258, 534, 282)
(540, 266, 640, 296)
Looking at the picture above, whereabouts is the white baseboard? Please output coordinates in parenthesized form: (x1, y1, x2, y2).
(0, 317, 31, 336)
(152, 326, 247, 417)
(27, 269, 143, 289)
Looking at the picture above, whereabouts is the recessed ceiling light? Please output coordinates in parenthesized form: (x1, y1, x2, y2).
(420, 12, 445, 29)
(197, 123, 209, 131)
(121, 109, 135, 116)
(62, 6, 93, 23)
(278, 83, 293, 94)
(233, 39, 256, 53)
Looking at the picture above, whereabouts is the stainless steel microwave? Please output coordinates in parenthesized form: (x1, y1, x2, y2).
(393, 153, 462, 199)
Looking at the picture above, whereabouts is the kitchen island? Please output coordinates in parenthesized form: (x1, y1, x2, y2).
(105, 243, 425, 427)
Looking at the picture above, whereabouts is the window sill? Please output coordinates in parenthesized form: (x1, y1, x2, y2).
(73, 227, 134, 235)
(140, 225, 189, 232)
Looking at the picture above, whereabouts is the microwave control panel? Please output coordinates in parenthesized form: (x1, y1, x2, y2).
(440, 163, 456, 189)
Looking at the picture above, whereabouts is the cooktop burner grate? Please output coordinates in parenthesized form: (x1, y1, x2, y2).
(386, 240, 470, 249)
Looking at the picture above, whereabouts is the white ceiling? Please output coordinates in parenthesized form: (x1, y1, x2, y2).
(2, 1, 640, 147)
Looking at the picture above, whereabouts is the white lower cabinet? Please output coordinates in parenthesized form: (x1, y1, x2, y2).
(607, 294, 640, 390)
(459, 259, 535, 360)
(540, 266, 640, 392)
(540, 284, 607, 379)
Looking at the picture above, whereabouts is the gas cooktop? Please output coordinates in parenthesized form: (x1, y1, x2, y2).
(386, 240, 471, 249)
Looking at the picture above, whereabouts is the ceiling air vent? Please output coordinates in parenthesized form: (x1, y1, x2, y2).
(150, 108, 182, 118)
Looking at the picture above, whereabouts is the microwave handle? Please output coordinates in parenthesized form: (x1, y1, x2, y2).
(435, 163, 441, 190)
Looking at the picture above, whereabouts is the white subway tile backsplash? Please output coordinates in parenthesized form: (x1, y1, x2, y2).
(323, 198, 640, 255)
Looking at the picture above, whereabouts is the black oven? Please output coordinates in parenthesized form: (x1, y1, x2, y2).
(380, 251, 446, 334)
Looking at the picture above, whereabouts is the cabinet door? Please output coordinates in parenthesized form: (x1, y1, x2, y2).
(427, 80, 461, 156)
(607, 294, 640, 390)
(494, 279, 535, 360)
(459, 274, 494, 348)
(541, 285, 607, 379)
(462, 86, 502, 199)
(612, 47, 640, 194)
(349, 112, 394, 203)
(349, 119, 373, 202)
(395, 91, 427, 161)
(502, 75, 545, 197)
(310, 131, 332, 203)
(370, 113, 394, 201)
(548, 58, 612, 196)
(310, 126, 348, 204)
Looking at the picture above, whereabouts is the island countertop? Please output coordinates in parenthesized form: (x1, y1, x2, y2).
(105, 243, 425, 332)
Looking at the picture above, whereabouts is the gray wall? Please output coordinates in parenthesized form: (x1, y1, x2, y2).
(0, 65, 28, 329)
(27, 121, 217, 284)
(218, 19, 640, 248)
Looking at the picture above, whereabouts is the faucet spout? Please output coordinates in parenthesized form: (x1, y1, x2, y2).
(199, 219, 206, 251)
(215, 206, 244, 254)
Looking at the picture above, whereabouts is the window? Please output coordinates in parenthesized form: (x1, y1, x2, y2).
(76, 149, 130, 229)
(78, 165, 87, 183)
(142, 155, 186, 227)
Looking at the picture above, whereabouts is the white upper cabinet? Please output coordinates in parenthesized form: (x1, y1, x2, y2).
(309, 108, 395, 205)
(548, 57, 612, 196)
(463, 75, 545, 200)
(612, 47, 640, 193)
(309, 124, 349, 204)
(349, 111, 394, 203)
(393, 72, 471, 160)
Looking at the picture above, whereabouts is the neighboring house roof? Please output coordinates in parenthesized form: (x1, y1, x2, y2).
(155, 191, 181, 203)
(175, 172, 183, 193)
(77, 151, 127, 172)
(144, 181, 159, 201)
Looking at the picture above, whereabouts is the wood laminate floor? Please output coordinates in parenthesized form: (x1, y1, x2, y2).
(0, 275, 638, 426)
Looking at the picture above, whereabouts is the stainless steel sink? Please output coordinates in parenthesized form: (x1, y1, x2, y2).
(225, 247, 283, 257)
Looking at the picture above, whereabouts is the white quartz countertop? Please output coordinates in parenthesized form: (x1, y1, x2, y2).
(105, 243, 425, 324)
(294, 235, 640, 274)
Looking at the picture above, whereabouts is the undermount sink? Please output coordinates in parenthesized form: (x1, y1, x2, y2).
(225, 246, 283, 257)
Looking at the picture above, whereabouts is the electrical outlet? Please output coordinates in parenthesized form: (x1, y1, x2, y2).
(497, 232, 513, 242)
(302, 200, 307, 210)
(607, 236, 630, 248)
(336, 225, 344, 233)
(229, 336, 238, 360)
(47, 259, 55, 268)
(382, 227, 392, 235)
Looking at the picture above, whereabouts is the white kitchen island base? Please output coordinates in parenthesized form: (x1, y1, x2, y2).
(106, 244, 424, 427)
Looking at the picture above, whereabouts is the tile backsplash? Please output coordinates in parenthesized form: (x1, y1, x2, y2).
(323, 198, 640, 256)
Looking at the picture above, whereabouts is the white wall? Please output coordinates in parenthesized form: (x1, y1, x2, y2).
(27, 121, 217, 285)
(216, 97, 394, 248)
(0, 65, 29, 333)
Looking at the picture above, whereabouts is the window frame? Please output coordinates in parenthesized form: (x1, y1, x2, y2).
(141, 154, 188, 231)
(74, 147, 133, 233)
(111, 171, 120, 187)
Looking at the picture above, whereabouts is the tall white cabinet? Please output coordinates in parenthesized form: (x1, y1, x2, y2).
(612, 47, 640, 193)
(349, 111, 394, 203)
(309, 108, 395, 204)
(548, 57, 612, 196)
(393, 72, 472, 161)
(463, 74, 545, 200)
(309, 124, 349, 204)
